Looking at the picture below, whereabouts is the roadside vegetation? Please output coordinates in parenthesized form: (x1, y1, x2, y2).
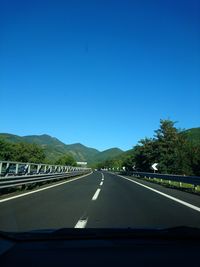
(142, 177, 200, 195)
(96, 120, 200, 177)
(0, 139, 76, 166)
(1, 119, 200, 176)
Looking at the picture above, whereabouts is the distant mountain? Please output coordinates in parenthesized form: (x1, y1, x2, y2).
(182, 128, 200, 145)
(22, 135, 100, 162)
(92, 148, 123, 163)
(0, 133, 72, 161)
(0, 133, 123, 164)
(0, 133, 24, 143)
(23, 134, 66, 147)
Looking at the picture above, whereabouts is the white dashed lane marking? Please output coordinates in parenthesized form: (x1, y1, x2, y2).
(92, 188, 101, 201)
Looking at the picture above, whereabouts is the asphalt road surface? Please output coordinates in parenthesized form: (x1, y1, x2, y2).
(0, 171, 200, 231)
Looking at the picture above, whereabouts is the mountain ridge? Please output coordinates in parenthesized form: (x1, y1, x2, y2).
(0, 133, 123, 164)
(1, 127, 198, 166)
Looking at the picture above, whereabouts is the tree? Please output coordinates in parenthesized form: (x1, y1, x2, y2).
(185, 143, 200, 176)
(153, 120, 181, 173)
(55, 154, 77, 166)
(0, 139, 16, 161)
(123, 119, 197, 175)
(0, 139, 46, 163)
(14, 143, 46, 163)
(133, 138, 156, 172)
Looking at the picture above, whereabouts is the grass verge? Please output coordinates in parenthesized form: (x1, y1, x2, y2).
(139, 177, 200, 195)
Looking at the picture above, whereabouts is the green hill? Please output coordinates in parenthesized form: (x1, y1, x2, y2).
(182, 128, 200, 145)
(0, 133, 123, 164)
(92, 148, 123, 163)
(0, 133, 24, 143)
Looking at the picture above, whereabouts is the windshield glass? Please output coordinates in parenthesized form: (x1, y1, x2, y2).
(0, 0, 200, 233)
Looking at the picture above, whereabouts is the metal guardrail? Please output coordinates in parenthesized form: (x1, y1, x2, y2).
(0, 161, 91, 189)
(121, 171, 200, 187)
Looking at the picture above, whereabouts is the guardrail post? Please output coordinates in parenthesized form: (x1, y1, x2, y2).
(50, 165, 52, 173)
(46, 165, 49, 173)
(15, 164, 19, 175)
(24, 164, 29, 175)
(0, 162, 2, 176)
(46, 165, 50, 173)
(29, 164, 31, 174)
(37, 164, 41, 174)
(5, 163, 10, 177)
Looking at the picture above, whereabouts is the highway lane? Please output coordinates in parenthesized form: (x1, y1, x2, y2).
(0, 172, 101, 231)
(87, 172, 200, 228)
(0, 171, 200, 231)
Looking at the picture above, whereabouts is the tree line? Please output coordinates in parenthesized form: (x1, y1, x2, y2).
(1, 120, 199, 175)
(96, 120, 200, 176)
(0, 139, 77, 166)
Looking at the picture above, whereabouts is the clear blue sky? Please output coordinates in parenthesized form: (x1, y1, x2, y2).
(0, 0, 199, 151)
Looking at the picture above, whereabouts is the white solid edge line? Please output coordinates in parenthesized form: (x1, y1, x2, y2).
(0, 172, 93, 203)
(74, 218, 88, 228)
(100, 181, 103, 186)
(118, 175, 200, 213)
(92, 188, 101, 201)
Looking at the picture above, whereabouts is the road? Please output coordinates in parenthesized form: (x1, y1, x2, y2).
(0, 171, 200, 231)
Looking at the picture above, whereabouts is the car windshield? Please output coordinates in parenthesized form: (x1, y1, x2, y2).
(0, 0, 200, 233)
